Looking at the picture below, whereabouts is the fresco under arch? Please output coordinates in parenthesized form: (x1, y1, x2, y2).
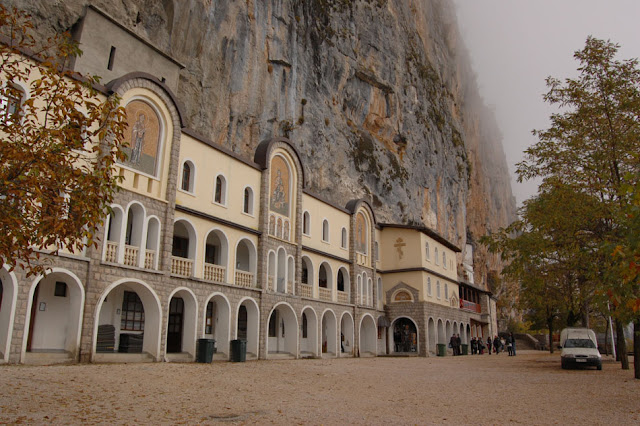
(121, 100, 161, 176)
(270, 155, 290, 217)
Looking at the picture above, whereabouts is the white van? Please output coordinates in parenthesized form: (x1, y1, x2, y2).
(559, 328, 602, 370)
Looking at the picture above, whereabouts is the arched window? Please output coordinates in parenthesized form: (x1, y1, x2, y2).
(436, 280, 441, 299)
(0, 83, 24, 124)
(445, 283, 449, 300)
(375, 241, 379, 261)
(427, 277, 432, 296)
(341, 227, 347, 249)
(243, 187, 253, 214)
(425, 242, 430, 260)
(303, 211, 310, 235)
(180, 161, 193, 192)
(302, 313, 308, 338)
(322, 219, 329, 242)
(435, 247, 439, 265)
(443, 251, 447, 269)
(214, 175, 227, 205)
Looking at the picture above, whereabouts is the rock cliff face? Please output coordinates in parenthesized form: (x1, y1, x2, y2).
(6, 0, 516, 289)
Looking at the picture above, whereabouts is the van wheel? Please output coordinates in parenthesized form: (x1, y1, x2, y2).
(597, 363, 602, 371)
(561, 359, 567, 369)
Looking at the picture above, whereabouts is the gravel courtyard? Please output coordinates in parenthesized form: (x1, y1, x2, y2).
(0, 350, 638, 425)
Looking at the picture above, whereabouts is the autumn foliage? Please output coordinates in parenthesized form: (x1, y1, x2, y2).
(0, 5, 127, 276)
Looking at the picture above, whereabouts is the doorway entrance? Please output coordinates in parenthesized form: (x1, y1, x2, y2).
(167, 297, 184, 353)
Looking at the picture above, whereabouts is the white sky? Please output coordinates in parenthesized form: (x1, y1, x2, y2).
(453, 0, 640, 206)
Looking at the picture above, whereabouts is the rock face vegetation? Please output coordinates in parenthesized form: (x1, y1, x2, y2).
(7, 0, 516, 287)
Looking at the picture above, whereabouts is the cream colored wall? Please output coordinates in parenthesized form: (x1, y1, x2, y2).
(176, 135, 261, 231)
(116, 88, 174, 202)
(421, 234, 457, 281)
(300, 250, 350, 299)
(381, 270, 459, 308)
(301, 194, 350, 259)
(173, 212, 258, 283)
(378, 228, 422, 271)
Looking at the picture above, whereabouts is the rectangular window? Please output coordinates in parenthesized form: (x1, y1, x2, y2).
(0, 86, 21, 124)
(107, 46, 116, 70)
(205, 302, 214, 334)
(54, 281, 67, 297)
(120, 291, 144, 331)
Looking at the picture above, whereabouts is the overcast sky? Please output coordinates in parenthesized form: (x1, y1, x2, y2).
(453, 0, 640, 206)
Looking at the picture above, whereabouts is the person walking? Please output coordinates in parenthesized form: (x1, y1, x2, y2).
(449, 334, 456, 356)
(471, 337, 477, 355)
(506, 334, 513, 356)
(487, 336, 492, 355)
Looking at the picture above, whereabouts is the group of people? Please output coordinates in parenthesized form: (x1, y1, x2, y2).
(448, 334, 463, 355)
(469, 333, 517, 356)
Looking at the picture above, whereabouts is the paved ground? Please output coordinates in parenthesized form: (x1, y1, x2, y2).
(0, 350, 638, 425)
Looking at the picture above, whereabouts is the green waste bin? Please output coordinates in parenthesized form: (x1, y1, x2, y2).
(461, 344, 468, 355)
(196, 338, 216, 363)
(436, 343, 446, 357)
(230, 339, 247, 362)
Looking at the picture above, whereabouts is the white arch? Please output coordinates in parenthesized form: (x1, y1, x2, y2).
(179, 158, 196, 193)
(276, 247, 287, 293)
(123, 201, 147, 266)
(242, 185, 255, 215)
(300, 306, 319, 357)
(22, 268, 86, 363)
(318, 261, 333, 290)
(428, 317, 437, 354)
(165, 287, 198, 359)
(301, 255, 315, 287)
(236, 297, 260, 357)
(390, 316, 419, 354)
(203, 292, 232, 357)
(339, 311, 355, 356)
(102, 204, 125, 262)
(337, 266, 350, 295)
(359, 313, 377, 356)
(213, 172, 228, 205)
(173, 217, 198, 261)
(0, 266, 18, 363)
(144, 215, 161, 269)
(203, 227, 230, 281)
(321, 309, 338, 357)
(92, 278, 162, 361)
(267, 302, 299, 358)
(234, 238, 257, 285)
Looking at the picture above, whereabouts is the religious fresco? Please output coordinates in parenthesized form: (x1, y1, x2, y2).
(121, 100, 161, 176)
(355, 212, 367, 253)
(270, 156, 290, 216)
(394, 291, 412, 302)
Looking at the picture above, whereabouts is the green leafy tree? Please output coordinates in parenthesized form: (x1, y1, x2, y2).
(487, 37, 640, 375)
(0, 6, 126, 276)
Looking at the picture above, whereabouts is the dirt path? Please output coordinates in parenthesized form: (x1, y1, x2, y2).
(0, 351, 638, 424)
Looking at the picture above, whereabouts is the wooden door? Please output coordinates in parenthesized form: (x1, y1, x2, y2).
(167, 297, 184, 353)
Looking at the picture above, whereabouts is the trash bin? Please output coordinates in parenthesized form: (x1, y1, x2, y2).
(196, 338, 216, 363)
(461, 344, 469, 355)
(436, 343, 446, 357)
(230, 339, 247, 362)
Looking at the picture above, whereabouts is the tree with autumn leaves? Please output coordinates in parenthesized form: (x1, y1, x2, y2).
(484, 36, 640, 378)
(0, 6, 127, 276)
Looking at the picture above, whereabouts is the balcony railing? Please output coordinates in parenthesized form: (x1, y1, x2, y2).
(204, 263, 226, 283)
(337, 291, 348, 304)
(356, 252, 368, 266)
(144, 250, 155, 270)
(105, 241, 118, 263)
(123, 245, 138, 267)
(299, 283, 312, 298)
(171, 256, 193, 277)
(460, 299, 481, 313)
(235, 270, 254, 288)
(319, 287, 332, 302)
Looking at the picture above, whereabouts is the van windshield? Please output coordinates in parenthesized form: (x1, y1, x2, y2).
(564, 338, 596, 349)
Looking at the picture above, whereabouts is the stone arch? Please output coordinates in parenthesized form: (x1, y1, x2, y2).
(267, 250, 276, 290)
(123, 201, 147, 267)
(300, 306, 318, 357)
(321, 309, 338, 357)
(459, 323, 466, 345)
(0, 267, 18, 363)
(337, 266, 350, 296)
(165, 287, 198, 359)
(93, 278, 162, 362)
(318, 261, 333, 291)
(266, 302, 298, 358)
(359, 314, 377, 356)
(203, 292, 231, 358)
(287, 255, 295, 294)
(339, 311, 355, 356)
(236, 297, 260, 358)
(390, 316, 418, 354)
(23, 268, 85, 363)
(172, 218, 197, 276)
